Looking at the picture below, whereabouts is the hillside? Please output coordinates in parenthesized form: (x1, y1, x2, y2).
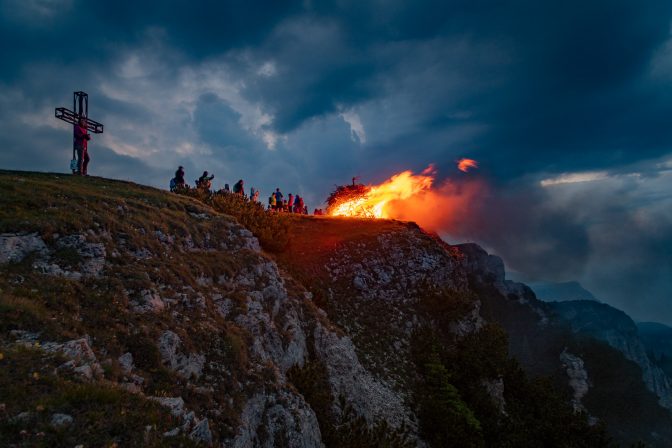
(0, 171, 668, 447)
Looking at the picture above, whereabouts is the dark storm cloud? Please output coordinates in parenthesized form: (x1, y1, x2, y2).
(449, 183, 593, 280)
(587, 210, 672, 324)
(0, 0, 301, 80)
(193, 93, 260, 158)
(3, 0, 670, 176)
(228, 0, 672, 174)
(237, 16, 380, 133)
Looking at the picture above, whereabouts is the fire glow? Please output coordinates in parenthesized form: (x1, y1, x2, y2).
(328, 167, 436, 218)
(457, 158, 478, 172)
(326, 160, 483, 225)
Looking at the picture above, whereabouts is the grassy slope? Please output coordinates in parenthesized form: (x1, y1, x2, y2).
(0, 171, 252, 447)
(0, 170, 216, 237)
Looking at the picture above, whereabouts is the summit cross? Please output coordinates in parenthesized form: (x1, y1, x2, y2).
(55, 91, 104, 134)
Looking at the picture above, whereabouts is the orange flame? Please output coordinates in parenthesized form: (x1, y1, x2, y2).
(457, 158, 478, 172)
(329, 166, 436, 218)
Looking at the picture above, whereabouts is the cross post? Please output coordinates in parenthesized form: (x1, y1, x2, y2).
(55, 91, 104, 173)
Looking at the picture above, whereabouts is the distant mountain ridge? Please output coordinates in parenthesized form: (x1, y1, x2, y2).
(550, 300, 672, 410)
(528, 280, 598, 302)
(638, 322, 672, 358)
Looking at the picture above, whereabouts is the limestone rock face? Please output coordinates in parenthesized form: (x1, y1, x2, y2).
(50, 413, 74, 427)
(158, 330, 206, 380)
(0, 233, 48, 263)
(232, 391, 323, 448)
(560, 349, 590, 413)
(189, 418, 213, 445)
(313, 323, 411, 429)
(39, 337, 103, 381)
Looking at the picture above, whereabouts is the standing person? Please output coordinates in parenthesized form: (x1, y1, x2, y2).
(274, 188, 283, 211)
(197, 171, 214, 191)
(233, 179, 244, 195)
(287, 194, 294, 213)
(293, 195, 302, 213)
(173, 166, 186, 190)
(250, 187, 256, 199)
(269, 193, 276, 210)
(73, 118, 91, 175)
(252, 189, 260, 202)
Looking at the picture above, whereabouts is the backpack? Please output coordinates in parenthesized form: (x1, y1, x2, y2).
(70, 147, 78, 172)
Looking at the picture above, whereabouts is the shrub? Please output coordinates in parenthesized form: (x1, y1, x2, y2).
(176, 189, 291, 253)
(414, 347, 484, 448)
(411, 326, 613, 448)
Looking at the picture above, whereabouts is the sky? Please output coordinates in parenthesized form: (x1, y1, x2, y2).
(1, 0, 671, 324)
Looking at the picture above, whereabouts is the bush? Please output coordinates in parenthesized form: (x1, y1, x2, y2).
(414, 346, 484, 448)
(176, 189, 291, 253)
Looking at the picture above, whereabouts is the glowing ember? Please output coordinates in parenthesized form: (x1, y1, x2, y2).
(327, 166, 436, 218)
(457, 158, 478, 172)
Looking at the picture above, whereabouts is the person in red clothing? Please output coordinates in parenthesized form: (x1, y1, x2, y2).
(287, 193, 294, 213)
(73, 118, 91, 175)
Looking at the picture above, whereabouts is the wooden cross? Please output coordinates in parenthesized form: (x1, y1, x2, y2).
(55, 91, 104, 133)
(55, 91, 104, 173)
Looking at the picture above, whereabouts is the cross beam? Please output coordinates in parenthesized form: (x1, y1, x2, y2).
(54, 91, 104, 134)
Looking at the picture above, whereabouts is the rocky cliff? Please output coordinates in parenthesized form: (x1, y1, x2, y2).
(0, 171, 667, 447)
(455, 244, 672, 445)
(550, 300, 672, 410)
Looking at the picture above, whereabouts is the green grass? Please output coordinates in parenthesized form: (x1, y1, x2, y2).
(0, 171, 262, 444)
(0, 345, 198, 447)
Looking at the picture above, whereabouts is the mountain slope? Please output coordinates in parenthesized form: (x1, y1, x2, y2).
(550, 301, 672, 410)
(455, 250, 672, 445)
(0, 170, 663, 447)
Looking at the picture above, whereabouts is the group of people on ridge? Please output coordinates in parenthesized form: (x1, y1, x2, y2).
(170, 167, 215, 192)
(169, 167, 309, 213)
(268, 189, 308, 214)
(66, 121, 321, 219)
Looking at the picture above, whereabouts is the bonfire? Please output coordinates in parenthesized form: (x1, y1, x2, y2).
(326, 181, 374, 217)
(326, 168, 436, 218)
